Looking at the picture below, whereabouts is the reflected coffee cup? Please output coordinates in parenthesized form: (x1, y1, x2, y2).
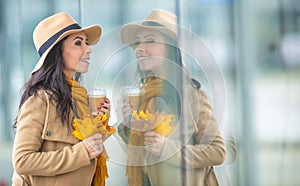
(121, 86, 144, 111)
(88, 87, 106, 116)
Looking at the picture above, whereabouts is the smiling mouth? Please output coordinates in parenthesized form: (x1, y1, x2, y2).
(138, 56, 149, 61)
(80, 59, 90, 64)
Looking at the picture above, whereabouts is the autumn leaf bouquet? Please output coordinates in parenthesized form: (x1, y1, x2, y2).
(130, 110, 175, 136)
(72, 113, 116, 140)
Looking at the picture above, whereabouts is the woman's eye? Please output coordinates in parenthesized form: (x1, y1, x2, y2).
(134, 39, 141, 45)
(145, 38, 155, 43)
(131, 40, 140, 48)
(75, 40, 82, 46)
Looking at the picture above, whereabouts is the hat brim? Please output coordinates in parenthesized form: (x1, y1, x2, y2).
(120, 23, 176, 46)
(31, 25, 101, 74)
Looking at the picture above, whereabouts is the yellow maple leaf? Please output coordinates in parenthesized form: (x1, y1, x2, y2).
(72, 113, 116, 140)
(153, 114, 174, 136)
(130, 110, 175, 136)
(72, 120, 84, 140)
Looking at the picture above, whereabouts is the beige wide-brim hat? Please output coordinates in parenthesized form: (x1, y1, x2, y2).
(31, 12, 102, 74)
(120, 9, 178, 46)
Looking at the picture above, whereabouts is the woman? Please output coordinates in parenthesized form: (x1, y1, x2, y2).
(12, 12, 111, 186)
(118, 9, 226, 186)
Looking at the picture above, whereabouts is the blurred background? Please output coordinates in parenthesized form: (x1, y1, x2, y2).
(1, 0, 300, 185)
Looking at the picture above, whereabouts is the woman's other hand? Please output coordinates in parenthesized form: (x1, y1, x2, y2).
(83, 133, 103, 159)
(144, 131, 166, 157)
(121, 97, 133, 126)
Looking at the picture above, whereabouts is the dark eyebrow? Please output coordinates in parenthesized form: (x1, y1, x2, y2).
(74, 36, 88, 41)
(143, 34, 155, 39)
(136, 34, 156, 40)
(74, 36, 83, 40)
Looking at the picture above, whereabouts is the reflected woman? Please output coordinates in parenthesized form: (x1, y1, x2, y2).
(118, 9, 226, 186)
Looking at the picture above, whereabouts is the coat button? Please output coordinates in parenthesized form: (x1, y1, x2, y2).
(46, 131, 51, 136)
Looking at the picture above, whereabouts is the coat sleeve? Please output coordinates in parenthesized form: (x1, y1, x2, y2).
(12, 93, 91, 176)
(160, 90, 226, 169)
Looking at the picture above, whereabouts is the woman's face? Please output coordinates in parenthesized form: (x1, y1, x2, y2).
(62, 31, 92, 77)
(134, 29, 169, 71)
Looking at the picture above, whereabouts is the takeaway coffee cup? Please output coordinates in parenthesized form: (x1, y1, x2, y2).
(88, 87, 106, 115)
(121, 86, 143, 111)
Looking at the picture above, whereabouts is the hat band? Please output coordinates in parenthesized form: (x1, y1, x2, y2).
(38, 23, 81, 56)
(142, 21, 165, 27)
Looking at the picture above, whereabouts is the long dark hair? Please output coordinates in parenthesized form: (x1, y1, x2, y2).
(13, 37, 74, 131)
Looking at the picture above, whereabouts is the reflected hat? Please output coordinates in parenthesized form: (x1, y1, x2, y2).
(31, 12, 102, 74)
(120, 9, 177, 45)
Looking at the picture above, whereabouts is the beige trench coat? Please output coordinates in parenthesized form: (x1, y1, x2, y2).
(118, 86, 226, 186)
(12, 90, 96, 186)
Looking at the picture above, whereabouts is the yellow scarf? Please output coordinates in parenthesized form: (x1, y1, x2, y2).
(126, 76, 174, 186)
(68, 77, 115, 186)
(138, 76, 163, 111)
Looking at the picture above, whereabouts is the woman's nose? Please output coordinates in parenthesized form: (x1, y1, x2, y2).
(135, 43, 145, 54)
(86, 45, 92, 54)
